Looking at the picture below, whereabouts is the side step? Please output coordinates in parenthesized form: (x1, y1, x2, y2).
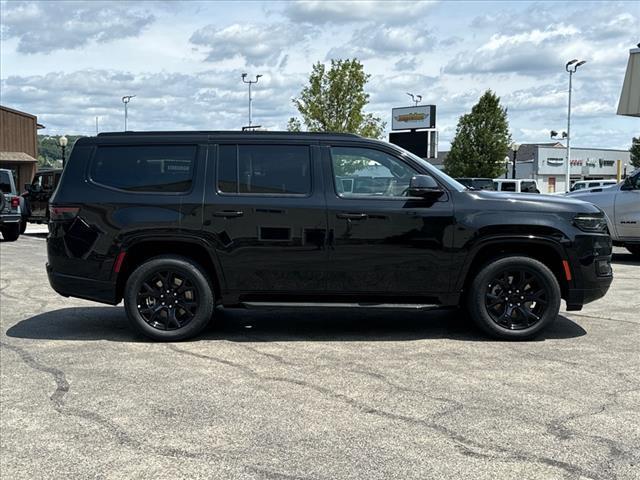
(240, 302, 439, 310)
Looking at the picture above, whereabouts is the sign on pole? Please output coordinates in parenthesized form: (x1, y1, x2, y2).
(391, 105, 436, 131)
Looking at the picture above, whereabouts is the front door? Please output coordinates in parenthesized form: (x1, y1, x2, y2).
(616, 171, 640, 240)
(204, 143, 328, 296)
(323, 145, 455, 299)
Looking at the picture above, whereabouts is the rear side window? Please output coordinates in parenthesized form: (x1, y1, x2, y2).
(0, 171, 12, 193)
(521, 181, 536, 192)
(217, 144, 311, 195)
(91, 145, 196, 192)
(500, 182, 516, 192)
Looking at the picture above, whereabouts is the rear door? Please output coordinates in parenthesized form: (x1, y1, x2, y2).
(322, 144, 454, 298)
(203, 142, 328, 296)
(615, 172, 640, 240)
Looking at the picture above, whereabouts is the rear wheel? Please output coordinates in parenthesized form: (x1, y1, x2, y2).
(626, 245, 640, 258)
(124, 255, 214, 341)
(19, 220, 27, 234)
(466, 256, 561, 340)
(1, 223, 20, 241)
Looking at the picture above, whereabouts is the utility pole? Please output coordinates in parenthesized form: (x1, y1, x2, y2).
(95, 116, 99, 135)
(564, 59, 586, 192)
(241, 74, 262, 127)
(122, 95, 135, 131)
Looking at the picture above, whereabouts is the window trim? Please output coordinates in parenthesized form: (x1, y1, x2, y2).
(327, 145, 421, 201)
(215, 143, 314, 198)
(87, 144, 199, 195)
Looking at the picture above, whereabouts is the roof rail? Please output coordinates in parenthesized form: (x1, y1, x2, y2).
(96, 130, 361, 138)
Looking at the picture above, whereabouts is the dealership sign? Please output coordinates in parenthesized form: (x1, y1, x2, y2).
(391, 105, 436, 130)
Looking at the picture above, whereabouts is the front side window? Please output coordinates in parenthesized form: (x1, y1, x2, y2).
(91, 145, 196, 192)
(217, 145, 311, 195)
(330, 146, 416, 198)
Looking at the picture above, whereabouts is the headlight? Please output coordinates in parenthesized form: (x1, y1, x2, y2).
(573, 213, 608, 232)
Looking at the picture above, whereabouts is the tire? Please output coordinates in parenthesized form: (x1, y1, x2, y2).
(1, 223, 20, 242)
(19, 219, 27, 235)
(124, 255, 215, 341)
(626, 245, 640, 258)
(466, 256, 561, 340)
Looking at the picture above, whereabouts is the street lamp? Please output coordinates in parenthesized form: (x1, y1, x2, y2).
(406, 92, 422, 107)
(59, 135, 68, 168)
(241, 73, 262, 127)
(510, 142, 520, 179)
(564, 59, 587, 192)
(122, 95, 136, 131)
(503, 155, 511, 179)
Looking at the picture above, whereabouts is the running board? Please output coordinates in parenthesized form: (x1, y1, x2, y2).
(240, 302, 440, 310)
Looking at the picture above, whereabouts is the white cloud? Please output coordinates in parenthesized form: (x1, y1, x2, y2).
(189, 22, 316, 66)
(282, 0, 437, 25)
(327, 25, 434, 59)
(0, 1, 155, 54)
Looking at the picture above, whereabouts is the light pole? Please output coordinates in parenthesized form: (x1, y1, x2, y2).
(510, 142, 520, 179)
(122, 95, 136, 131)
(241, 73, 262, 127)
(59, 135, 68, 169)
(564, 59, 586, 192)
(503, 155, 511, 179)
(406, 92, 422, 107)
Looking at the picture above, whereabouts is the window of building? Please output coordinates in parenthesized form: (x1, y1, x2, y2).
(91, 145, 196, 192)
(217, 145, 311, 195)
(330, 146, 417, 197)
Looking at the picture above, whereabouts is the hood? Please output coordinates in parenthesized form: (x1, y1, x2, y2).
(467, 190, 601, 214)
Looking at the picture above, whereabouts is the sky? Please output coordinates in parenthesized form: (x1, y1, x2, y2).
(1, 0, 638, 150)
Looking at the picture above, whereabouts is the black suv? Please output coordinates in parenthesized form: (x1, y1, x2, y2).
(47, 131, 613, 341)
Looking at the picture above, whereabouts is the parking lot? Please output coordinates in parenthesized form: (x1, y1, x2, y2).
(1, 228, 639, 480)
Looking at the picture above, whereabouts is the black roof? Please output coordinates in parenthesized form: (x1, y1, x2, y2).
(96, 130, 361, 139)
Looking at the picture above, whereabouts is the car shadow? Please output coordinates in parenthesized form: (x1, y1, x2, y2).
(612, 252, 640, 266)
(5, 306, 587, 343)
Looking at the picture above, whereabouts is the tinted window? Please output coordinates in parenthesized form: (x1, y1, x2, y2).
(217, 145, 311, 195)
(500, 182, 516, 192)
(91, 145, 196, 192)
(521, 181, 536, 193)
(588, 182, 600, 188)
(472, 179, 494, 190)
(331, 147, 416, 197)
(0, 171, 12, 193)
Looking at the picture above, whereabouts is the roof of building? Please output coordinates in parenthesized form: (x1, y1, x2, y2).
(0, 151, 38, 163)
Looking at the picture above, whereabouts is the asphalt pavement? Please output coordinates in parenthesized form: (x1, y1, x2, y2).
(1, 227, 639, 479)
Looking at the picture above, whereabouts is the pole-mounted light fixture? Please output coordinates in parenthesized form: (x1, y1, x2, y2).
(241, 74, 262, 128)
(564, 59, 587, 192)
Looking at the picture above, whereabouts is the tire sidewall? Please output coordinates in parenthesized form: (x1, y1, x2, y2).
(124, 256, 214, 341)
(467, 256, 561, 340)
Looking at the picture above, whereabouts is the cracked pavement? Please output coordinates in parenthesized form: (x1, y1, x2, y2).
(1, 231, 639, 479)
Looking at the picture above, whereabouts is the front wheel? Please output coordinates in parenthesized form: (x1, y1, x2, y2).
(124, 255, 215, 341)
(466, 256, 561, 340)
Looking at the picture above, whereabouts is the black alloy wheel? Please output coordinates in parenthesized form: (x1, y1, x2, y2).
(484, 268, 548, 330)
(467, 256, 561, 340)
(137, 269, 198, 331)
(124, 255, 214, 341)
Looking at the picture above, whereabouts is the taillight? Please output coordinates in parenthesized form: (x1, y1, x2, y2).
(11, 197, 20, 208)
(49, 205, 79, 221)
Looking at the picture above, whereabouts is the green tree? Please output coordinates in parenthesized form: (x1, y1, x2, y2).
(288, 58, 385, 139)
(444, 90, 511, 178)
(630, 136, 640, 169)
(37, 135, 84, 167)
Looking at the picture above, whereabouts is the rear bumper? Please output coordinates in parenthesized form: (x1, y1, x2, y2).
(0, 214, 21, 224)
(47, 263, 119, 305)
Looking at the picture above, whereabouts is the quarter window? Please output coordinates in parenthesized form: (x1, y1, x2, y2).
(91, 145, 196, 192)
(217, 145, 311, 195)
(330, 147, 416, 197)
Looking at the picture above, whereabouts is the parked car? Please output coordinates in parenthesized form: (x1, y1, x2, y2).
(0, 168, 23, 241)
(570, 179, 618, 192)
(455, 177, 495, 190)
(493, 179, 540, 193)
(568, 169, 640, 257)
(21, 168, 63, 232)
(47, 131, 613, 341)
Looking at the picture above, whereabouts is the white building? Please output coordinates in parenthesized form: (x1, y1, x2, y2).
(512, 143, 631, 193)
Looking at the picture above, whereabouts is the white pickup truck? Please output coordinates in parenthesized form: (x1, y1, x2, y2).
(568, 168, 640, 257)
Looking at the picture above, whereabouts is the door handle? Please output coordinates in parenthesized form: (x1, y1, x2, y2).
(336, 213, 367, 220)
(213, 210, 244, 218)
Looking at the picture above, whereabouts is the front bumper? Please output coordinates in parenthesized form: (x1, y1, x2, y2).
(564, 234, 613, 310)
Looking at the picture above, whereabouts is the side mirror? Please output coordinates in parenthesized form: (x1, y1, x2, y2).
(407, 175, 444, 199)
